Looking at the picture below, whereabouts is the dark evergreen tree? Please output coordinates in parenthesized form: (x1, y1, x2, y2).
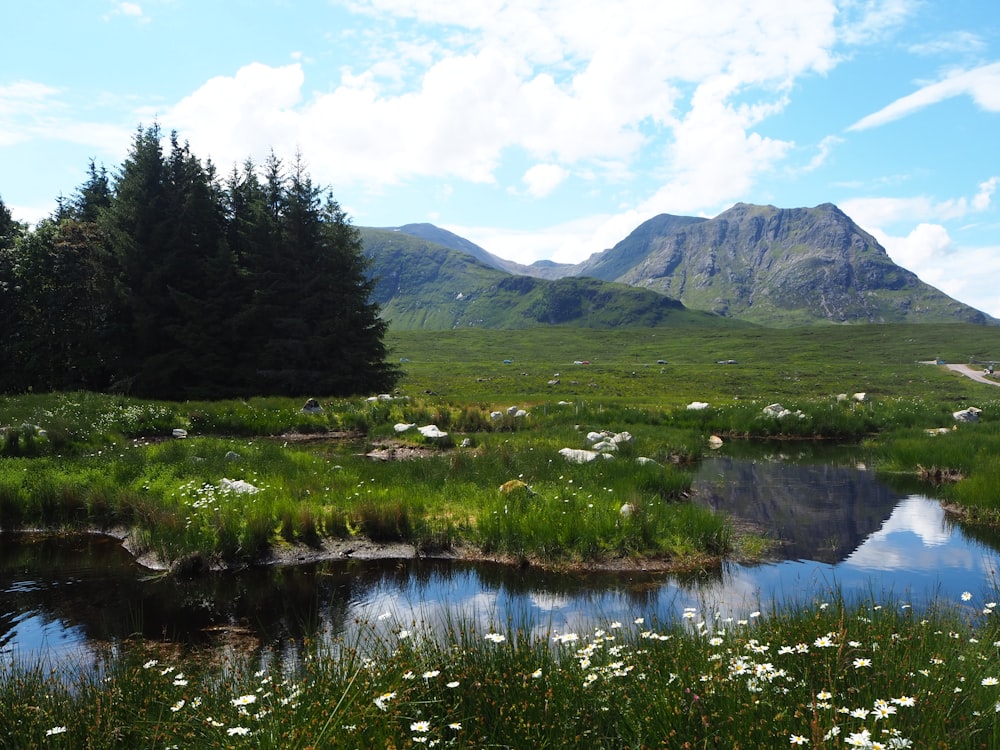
(102, 123, 170, 393)
(0, 196, 25, 390)
(103, 125, 237, 397)
(239, 153, 396, 395)
(4, 218, 117, 391)
(70, 160, 112, 223)
(2, 129, 396, 398)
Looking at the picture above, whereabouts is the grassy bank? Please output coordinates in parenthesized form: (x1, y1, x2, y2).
(4, 591, 1000, 748)
(3, 323, 1000, 567)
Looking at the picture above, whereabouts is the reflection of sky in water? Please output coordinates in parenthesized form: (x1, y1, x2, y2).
(7, 465, 1000, 664)
(342, 494, 1000, 639)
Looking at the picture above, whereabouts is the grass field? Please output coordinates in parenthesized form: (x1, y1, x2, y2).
(5, 322, 1000, 746)
(3, 323, 1000, 569)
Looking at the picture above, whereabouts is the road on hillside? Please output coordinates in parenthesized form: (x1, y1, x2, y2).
(921, 361, 1000, 387)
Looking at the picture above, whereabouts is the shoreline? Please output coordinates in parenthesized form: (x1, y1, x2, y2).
(3, 526, 715, 577)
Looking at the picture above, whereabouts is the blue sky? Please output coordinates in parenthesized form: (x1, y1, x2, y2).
(3, 0, 999, 317)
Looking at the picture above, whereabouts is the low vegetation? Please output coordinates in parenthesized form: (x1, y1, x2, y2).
(4, 322, 1000, 746)
(3, 323, 1000, 569)
(4, 591, 1000, 747)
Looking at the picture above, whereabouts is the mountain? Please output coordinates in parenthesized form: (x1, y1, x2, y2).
(378, 223, 574, 279)
(363, 203, 995, 329)
(567, 203, 994, 326)
(359, 227, 719, 330)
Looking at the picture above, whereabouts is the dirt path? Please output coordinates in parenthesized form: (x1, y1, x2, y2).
(922, 361, 1000, 387)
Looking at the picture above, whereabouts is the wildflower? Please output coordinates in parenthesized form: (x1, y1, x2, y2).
(872, 704, 897, 720)
(982, 677, 1000, 686)
(374, 691, 396, 711)
(171, 699, 186, 712)
(447, 681, 460, 688)
(962, 591, 973, 601)
(231, 694, 257, 707)
(845, 729, 871, 747)
(449, 722, 462, 730)
(710, 637, 724, 646)
(634, 617, 644, 625)
(411, 720, 431, 732)
(853, 657, 872, 669)
(816, 690, 833, 701)
(227, 727, 251, 736)
(531, 668, 543, 678)
(789, 734, 808, 745)
(814, 634, 835, 648)
(849, 708, 869, 719)
(143, 659, 159, 669)
(45, 727, 68, 737)
(422, 670, 440, 679)
(484, 633, 506, 643)
(398, 629, 411, 640)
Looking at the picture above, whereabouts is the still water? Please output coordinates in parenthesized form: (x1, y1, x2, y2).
(4, 451, 1000, 666)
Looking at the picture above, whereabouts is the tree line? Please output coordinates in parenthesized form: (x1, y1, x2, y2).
(0, 124, 397, 399)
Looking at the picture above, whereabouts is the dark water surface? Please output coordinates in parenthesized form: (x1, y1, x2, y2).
(4, 452, 999, 666)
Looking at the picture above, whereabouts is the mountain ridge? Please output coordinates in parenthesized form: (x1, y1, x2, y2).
(362, 203, 995, 329)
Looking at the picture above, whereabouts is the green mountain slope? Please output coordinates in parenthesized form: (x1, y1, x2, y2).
(360, 228, 718, 330)
(576, 203, 995, 326)
(363, 203, 995, 329)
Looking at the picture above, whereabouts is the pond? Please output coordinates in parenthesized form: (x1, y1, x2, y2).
(4, 450, 1000, 668)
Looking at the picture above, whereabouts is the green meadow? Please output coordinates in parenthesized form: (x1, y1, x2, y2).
(4, 322, 1000, 746)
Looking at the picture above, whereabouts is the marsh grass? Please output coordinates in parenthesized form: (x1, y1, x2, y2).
(3, 324, 1000, 566)
(5, 591, 1000, 748)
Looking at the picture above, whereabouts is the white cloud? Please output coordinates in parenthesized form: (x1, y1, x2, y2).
(848, 61, 1000, 131)
(908, 31, 985, 57)
(521, 163, 568, 197)
(157, 0, 852, 197)
(841, 176, 999, 230)
(104, 1, 148, 23)
(972, 176, 998, 211)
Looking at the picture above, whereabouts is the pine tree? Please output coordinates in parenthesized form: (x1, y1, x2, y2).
(239, 152, 396, 395)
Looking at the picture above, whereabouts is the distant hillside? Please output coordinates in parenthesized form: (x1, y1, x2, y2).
(590, 203, 993, 325)
(362, 203, 995, 328)
(380, 223, 573, 279)
(359, 227, 718, 330)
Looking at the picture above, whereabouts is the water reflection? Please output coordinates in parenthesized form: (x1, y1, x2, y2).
(4, 454, 1000, 667)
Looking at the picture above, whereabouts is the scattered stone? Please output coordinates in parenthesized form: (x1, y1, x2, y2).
(687, 401, 709, 410)
(302, 398, 324, 414)
(953, 406, 982, 423)
(219, 478, 259, 494)
(708, 435, 724, 449)
(394, 423, 416, 433)
(418, 424, 448, 439)
(171, 428, 188, 439)
(558, 447, 612, 464)
(224, 450, 241, 461)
